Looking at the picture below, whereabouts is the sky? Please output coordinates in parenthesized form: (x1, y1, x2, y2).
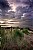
(0, 0, 33, 19)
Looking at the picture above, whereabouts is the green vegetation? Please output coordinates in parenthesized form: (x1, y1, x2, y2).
(22, 28, 30, 35)
(0, 26, 1, 50)
(13, 29, 24, 38)
(0, 27, 32, 50)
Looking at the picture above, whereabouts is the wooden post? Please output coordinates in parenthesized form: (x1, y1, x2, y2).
(11, 26, 12, 33)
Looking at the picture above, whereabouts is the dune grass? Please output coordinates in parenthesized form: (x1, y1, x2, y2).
(0, 26, 33, 50)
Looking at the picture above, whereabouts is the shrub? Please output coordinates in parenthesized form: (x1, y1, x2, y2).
(12, 29, 24, 47)
(22, 28, 30, 35)
(13, 29, 24, 38)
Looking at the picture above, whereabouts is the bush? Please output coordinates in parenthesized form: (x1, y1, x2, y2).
(13, 29, 24, 38)
(22, 28, 30, 35)
(12, 29, 24, 47)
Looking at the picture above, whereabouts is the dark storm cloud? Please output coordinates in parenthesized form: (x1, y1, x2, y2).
(15, 0, 33, 19)
(21, 0, 33, 7)
(16, 0, 20, 3)
(0, 0, 11, 18)
(4, 0, 33, 18)
(0, 0, 10, 10)
(15, 6, 30, 18)
(16, 0, 33, 7)
(0, 0, 33, 19)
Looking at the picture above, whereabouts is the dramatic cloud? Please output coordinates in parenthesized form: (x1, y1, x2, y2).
(0, 0, 33, 19)
(0, 0, 11, 18)
(0, 0, 10, 10)
(15, 0, 33, 19)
